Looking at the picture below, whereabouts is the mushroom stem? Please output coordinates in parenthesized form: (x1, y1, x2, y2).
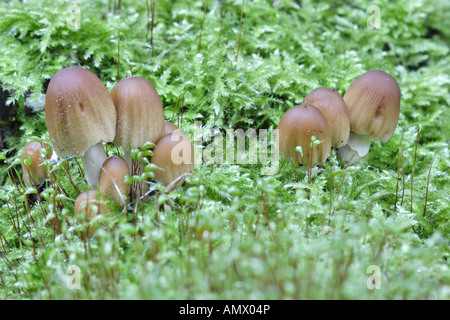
(338, 131, 372, 166)
(81, 143, 107, 187)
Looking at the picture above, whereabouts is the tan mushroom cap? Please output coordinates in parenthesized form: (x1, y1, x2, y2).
(21, 141, 52, 186)
(98, 156, 130, 206)
(151, 130, 195, 186)
(164, 121, 179, 135)
(343, 70, 401, 142)
(302, 87, 350, 148)
(111, 77, 165, 151)
(45, 66, 117, 157)
(74, 189, 109, 238)
(74, 190, 102, 220)
(277, 104, 332, 167)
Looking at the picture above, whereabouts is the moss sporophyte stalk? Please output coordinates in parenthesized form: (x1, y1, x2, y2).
(190, 121, 279, 175)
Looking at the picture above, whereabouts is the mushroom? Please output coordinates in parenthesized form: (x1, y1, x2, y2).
(302, 87, 350, 148)
(277, 104, 331, 167)
(111, 77, 165, 170)
(164, 121, 179, 135)
(74, 189, 108, 238)
(151, 130, 195, 186)
(338, 70, 401, 166)
(21, 140, 52, 187)
(98, 155, 130, 207)
(45, 66, 117, 187)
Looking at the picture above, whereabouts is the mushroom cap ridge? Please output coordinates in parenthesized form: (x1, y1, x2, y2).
(277, 104, 332, 167)
(343, 70, 401, 142)
(151, 131, 195, 186)
(45, 66, 117, 157)
(302, 87, 350, 148)
(111, 77, 165, 150)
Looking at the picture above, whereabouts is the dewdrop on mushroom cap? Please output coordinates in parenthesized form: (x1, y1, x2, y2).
(45, 66, 117, 186)
(277, 104, 332, 168)
(339, 70, 401, 166)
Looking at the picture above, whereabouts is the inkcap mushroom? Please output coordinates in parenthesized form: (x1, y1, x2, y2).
(45, 66, 117, 186)
(302, 87, 350, 148)
(277, 104, 332, 167)
(98, 155, 130, 207)
(164, 121, 179, 135)
(339, 70, 401, 166)
(111, 77, 165, 170)
(151, 130, 195, 186)
(74, 189, 109, 238)
(21, 140, 52, 187)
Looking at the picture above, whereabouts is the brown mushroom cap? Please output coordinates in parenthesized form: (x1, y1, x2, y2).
(98, 156, 130, 206)
(151, 130, 195, 186)
(74, 189, 102, 220)
(302, 87, 350, 148)
(21, 141, 52, 186)
(343, 70, 401, 143)
(74, 189, 109, 238)
(277, 104, 332, 167)
(164, 121, 179, 135)
(111, 77, 165, 151)
(45, 66, 117, 157)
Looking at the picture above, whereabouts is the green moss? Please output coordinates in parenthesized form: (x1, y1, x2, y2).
(0, 0, 449, 299)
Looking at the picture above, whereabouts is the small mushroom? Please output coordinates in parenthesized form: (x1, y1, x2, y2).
(302, 87, 350, 148)
(151, 130, 195, 186)
(164, 121, 179, 135)
(339, 70, 401, 166)
(45, 66, 117, 186)
(111, 77, 165, 170)
(98, 156, 130, 207)
(74, 189, 108, 238)
(277, 104, 331, 167)
(21, 140, 52, 187)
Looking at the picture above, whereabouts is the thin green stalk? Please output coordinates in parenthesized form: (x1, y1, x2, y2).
(423, 152, 436, 217)
(393, 144, 402, 213)
(117, 31, 120, 79)
(218, 7, 225, 48)
(236, 0, 245, 62)
(198, 1, 207, 52)
(411, 127, 420, 214)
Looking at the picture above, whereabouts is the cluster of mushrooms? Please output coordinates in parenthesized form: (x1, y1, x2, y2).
(277, 69, 401, 169)
(19, 67, 401, 235)
(20, 66, 194, 230)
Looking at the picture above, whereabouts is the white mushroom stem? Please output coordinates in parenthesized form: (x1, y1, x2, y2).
(81, 143, 107, 187)
(338, 131, 372, 166)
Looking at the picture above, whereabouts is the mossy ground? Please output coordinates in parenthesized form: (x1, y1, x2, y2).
(0, 0, 449, 299)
